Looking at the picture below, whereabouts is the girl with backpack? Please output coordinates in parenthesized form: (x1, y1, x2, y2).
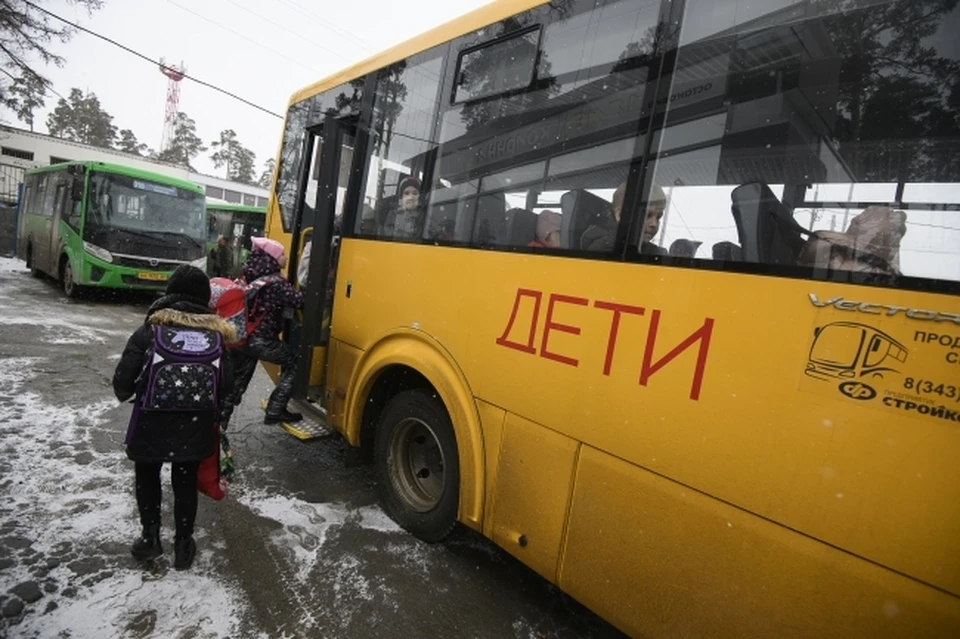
(113, 265, 236, 570)
(219, 237, 305, 427)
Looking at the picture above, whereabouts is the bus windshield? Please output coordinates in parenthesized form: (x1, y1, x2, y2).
(84, 172, 205, 247)
(809, 325, 864, 368)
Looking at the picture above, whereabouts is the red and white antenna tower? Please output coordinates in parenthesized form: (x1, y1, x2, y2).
(159, 59, 186, 152)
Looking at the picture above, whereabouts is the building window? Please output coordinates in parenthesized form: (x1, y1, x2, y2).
(224, 189, 242, 204)
(205, 185, 224, 200)
(1, 147, 34, 161)
(243, 193, 257, 206)
(256, 196, 269, 207)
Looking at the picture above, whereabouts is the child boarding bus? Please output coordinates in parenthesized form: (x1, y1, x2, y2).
(264, 0, 960, 636)
(17, 161, 207, 298)
(204, 202, 266, 278)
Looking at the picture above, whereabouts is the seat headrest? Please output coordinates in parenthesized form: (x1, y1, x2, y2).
(560, 189, 613, 249)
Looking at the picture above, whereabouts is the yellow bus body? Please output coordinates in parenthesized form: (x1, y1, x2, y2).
(312, 240, 960, 637)
(263, 0, 960, 635)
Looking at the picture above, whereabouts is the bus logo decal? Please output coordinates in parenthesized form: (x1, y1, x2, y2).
(805, 322, 907, 383)
(808, 293, 960, 325)
(838, 381, 877, 401)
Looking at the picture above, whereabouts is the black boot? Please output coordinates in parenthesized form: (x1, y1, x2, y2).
(131, 524, 162, 561)
(264, 365, 303, 424)
(174, 537, 197, 570)
(264, 407, 303, 424)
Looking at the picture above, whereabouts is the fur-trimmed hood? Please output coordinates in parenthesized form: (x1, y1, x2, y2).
(147, 308, 238, 343)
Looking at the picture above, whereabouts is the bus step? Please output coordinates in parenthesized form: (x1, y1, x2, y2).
(259, 398, 335, 441)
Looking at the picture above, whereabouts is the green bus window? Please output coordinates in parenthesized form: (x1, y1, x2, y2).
(67, 200, 82, 231)
(40, 176, 57, 217)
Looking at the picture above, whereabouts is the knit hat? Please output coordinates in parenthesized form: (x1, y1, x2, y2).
(398, 176, 421, 195)
(166, 264, 211, 304)
(251, 236, 285, 262)
(536, 210, 562, 241)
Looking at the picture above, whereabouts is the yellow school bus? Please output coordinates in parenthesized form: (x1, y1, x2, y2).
(264, 0, 960, 636)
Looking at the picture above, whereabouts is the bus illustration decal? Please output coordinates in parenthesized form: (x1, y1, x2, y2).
(805, 322, 907, 382)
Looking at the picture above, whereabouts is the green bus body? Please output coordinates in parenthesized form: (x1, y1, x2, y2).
(205, 202, 266, 279)
(16, 161, 207, 297)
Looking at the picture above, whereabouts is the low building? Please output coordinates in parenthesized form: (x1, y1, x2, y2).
(0, 124, 269, 207)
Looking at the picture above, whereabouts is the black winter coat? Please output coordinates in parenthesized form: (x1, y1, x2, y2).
(113, 295, 237, 463)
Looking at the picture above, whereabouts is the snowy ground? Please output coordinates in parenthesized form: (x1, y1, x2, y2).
(0, 256, 622, 638)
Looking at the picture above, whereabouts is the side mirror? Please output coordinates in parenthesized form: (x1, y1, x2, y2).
(71, 178, 84, 202)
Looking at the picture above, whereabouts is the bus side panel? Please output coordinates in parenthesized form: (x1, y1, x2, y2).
(488, 413, 578, 583)
(327, 338, 361, 430)
(476, 399, 506, 539)
(559, 445, 960, 639)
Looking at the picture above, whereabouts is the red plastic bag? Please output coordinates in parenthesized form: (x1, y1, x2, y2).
(197, 425, 227, 501)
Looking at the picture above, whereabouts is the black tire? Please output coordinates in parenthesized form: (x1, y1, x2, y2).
(25, 244, 42, 278)
(60, 257, 82, 299)
(374, 389, 459, 543)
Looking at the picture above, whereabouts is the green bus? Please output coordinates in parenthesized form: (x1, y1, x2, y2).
(204, 202, 266, 278)
(17, 161, 207, 298)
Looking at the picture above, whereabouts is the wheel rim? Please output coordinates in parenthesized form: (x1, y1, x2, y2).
(63, 262, 74, 296)
(387, 417, 446, 513)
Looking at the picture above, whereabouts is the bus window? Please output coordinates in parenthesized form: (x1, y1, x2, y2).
(355, 51, 443, 241)
(642, 0, 960, 290)
(40, 175, 56, 217)
(428, 0, 662, 255)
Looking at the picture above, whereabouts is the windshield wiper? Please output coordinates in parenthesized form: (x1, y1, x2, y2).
(151, 231, 203, 248)
(103, 227, 163, 243)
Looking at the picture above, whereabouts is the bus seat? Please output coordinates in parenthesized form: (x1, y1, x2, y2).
(471, 192, 508, 245)
(730, 182, 808, 265)
(712, 241, 743, 261)
(504, 208, 537, 246)
(560, 189, 612, 250)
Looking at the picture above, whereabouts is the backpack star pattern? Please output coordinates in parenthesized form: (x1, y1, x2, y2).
(141, 327, 223, 412)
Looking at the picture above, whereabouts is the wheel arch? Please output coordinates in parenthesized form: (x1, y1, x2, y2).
(344, 329, 484, 531)
(58, 250, 71, 281)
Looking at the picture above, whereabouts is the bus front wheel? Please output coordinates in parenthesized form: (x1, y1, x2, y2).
(374, 389, 460, 543)
(60, 258, 82, 299)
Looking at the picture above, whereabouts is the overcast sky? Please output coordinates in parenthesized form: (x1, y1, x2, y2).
(2, 0, 493, 178)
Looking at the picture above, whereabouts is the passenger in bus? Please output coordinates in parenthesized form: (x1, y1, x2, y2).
(380, 176, 423, 240)
(798, 206, 906, 275)
(221, 237, 306, 426)
(582, 182, 667, 255)
(528, 210, 562, 248)
(669, 238, 702, 258)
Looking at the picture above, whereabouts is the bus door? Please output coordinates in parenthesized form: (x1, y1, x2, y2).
(288, 117, 360, 402)
(47, 179, 68, 273)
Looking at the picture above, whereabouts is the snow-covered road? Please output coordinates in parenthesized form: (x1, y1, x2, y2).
(0, 257, 621, 638)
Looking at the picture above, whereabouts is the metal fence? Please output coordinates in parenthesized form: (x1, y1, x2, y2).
(0, 163, 26, 205)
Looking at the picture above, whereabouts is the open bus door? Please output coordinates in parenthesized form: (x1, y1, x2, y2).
(278, 117, 360, 438)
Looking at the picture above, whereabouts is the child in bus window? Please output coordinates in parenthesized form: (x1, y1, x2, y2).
(582, 182, 667, 255)
(529, 210, 562, 248)
(380, 176, 422, 239)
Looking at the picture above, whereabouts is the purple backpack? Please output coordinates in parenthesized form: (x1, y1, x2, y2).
(138, 326, 224, 412)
